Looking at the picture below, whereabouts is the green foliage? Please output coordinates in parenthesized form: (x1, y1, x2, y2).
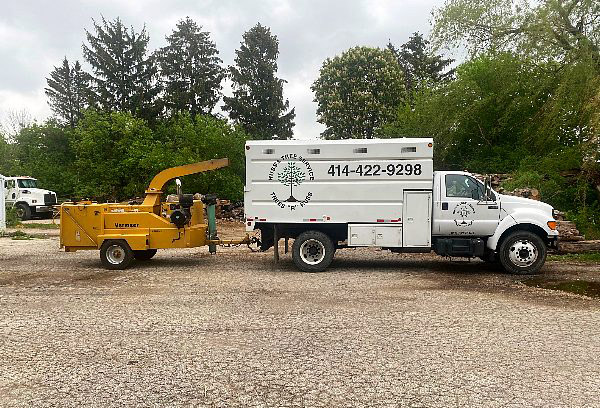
(83, 17, 160, 120)
(71, 110, 156, 200)
(387, 32, 454, 104)
(13, 120, 77, 197)
(223, 23, 295, 140)
(548, 252, 600, 263)
(158, 17, 225, 117)
(5, 206, 20, 228)
(312, 46, 406, 139)
(45, 58, 94, 128)
(0, 133, 19, 175)
(148, 114, 248, 201)
(431, 0, 600, 65)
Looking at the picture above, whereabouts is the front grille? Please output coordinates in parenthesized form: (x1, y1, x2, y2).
(44, 193, 57, 205)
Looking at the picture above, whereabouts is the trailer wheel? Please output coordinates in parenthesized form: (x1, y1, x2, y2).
(499, 231, 546, 275)
(100, 240, 134, 270)
(15, 203, 31, 221)
(292, 231, 334, 272)
(133, 249, 157, 261)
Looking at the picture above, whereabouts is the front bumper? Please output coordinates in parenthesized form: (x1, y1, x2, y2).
(33, 206, 53, 213)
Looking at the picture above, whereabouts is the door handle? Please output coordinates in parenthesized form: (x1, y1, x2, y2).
(442, 202, 448, 210)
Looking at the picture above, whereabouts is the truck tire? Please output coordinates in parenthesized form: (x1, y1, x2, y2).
(133, 249, 157, 261)
(499, 231, 546, 275)
(292, 231, 335, 272)
(100, 240, 134, 270)
(15, 203, 31, 221)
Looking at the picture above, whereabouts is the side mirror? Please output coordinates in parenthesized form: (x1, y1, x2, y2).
(471, 189, 479, 200)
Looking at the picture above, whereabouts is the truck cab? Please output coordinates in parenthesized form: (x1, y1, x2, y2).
(431, 171, 558, 273)
(3, 177, 57, 220)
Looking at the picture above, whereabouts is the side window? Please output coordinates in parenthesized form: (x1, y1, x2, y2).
(445, 175, 481, 199)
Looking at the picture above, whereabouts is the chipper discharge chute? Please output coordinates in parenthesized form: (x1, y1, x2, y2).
(59, 159, 253, 269)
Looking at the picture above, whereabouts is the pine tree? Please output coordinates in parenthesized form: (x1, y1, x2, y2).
(45, 58, 94, 128)
(387, 32, 454, 104)
(158, 17, 225, 117)
(223, 23, 295, 140)
(83, 17, 160, 119)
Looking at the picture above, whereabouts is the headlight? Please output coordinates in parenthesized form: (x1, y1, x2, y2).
(552, 209, 558, 219)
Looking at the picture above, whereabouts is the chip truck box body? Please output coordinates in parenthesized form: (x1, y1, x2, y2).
(244, 138, 559, 275)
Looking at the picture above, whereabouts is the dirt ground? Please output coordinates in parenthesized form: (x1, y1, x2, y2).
(1, 220, 599, 407)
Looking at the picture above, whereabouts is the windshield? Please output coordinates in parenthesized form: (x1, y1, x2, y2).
(17, 179, 38, 189)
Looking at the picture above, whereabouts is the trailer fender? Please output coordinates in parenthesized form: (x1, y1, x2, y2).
(97, 234, 149, 251)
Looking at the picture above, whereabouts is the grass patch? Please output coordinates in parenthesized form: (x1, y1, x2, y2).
(548, 252, 600, 263)
(21, 222, 59, 229)
(0, 230, 48, 240)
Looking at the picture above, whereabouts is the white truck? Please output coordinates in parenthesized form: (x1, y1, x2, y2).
(244, 138, 559, 274)
(3, 176, 57, 220)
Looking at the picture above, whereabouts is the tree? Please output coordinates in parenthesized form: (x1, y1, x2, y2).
(45, 58, 94, 128)
(223, 23, 295, 140)
(311, 46, 406, 139)
(158, 17, 225, 117)
(148, 114, 248, 201)
(71, 110, 156, 200)
(14, 121, 77, 196)
(431, 0, 600, 66)
(387, 32, 454, 104)
(83, 17, 160, 120)
(277, 162, 305, 202)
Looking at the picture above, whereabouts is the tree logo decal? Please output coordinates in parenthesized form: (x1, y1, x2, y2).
(453, 202, 475, 227)
(268, 154, 314, 210)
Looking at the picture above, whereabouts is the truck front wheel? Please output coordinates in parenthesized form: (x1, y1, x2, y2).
(100, 240, 134, 270)
(292, 231, 335, 272)
(15, 203, 31, 221)
(499, 231, 546, 275)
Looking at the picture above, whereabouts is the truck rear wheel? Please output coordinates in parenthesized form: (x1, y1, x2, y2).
(292, 231, 335, 272)
(15, 203, 31, 221)
(133, 249, 157, 261)
(100, 240, 134, 270)
(499, 231, 546, 275)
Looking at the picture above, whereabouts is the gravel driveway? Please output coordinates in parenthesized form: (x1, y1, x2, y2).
(1, 226, 599, 407)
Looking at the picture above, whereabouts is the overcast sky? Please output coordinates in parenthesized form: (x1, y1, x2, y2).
(0, 0, 446, 139)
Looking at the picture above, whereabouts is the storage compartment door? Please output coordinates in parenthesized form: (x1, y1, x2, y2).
(348, 225, 376, 246)
(403, 191, 432, 247)
(375, 226, 402, 247)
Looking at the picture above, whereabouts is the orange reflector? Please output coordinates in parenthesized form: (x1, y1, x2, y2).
(547, 221, 557, 230)
(428, 143, 433, 147)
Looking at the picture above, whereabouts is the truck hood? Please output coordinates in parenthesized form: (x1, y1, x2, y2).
(24, 188, 54, 195)
(498, 194, 553, 217)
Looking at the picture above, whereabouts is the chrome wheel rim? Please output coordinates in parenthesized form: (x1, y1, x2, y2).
(300, 239, 325, 265)
(15, 207, 25, 218)
(508, 239, 538, 267)
(106, 245, 125, 265)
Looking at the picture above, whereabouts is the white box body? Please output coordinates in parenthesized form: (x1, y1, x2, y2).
(244, 138, 433, 247)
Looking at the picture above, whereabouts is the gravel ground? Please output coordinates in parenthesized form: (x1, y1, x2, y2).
(1, 221, 600, 407)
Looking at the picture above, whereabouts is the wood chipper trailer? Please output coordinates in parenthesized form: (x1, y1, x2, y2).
(60, 159, 254, 269)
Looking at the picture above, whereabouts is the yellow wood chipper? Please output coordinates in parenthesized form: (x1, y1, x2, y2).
(59, 159, 254, 269)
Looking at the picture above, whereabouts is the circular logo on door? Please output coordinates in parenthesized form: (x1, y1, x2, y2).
(453, 202, 475, 227)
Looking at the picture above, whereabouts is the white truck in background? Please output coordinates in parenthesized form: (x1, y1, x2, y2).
(244, 138, 559, 274)
(3, 176, 57, 220)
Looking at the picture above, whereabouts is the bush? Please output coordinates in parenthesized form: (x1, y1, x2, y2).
(5, 206, 20, 228)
